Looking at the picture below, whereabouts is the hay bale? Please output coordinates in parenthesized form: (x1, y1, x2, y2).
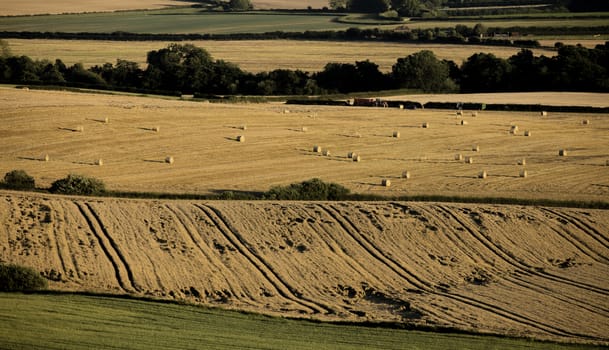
(237, 135, 245, 143)
(313, 145, 321, 153)
(75, 125, 84, 132)
(354, 132, 362, 138)
(401, 171, 411, 179)
(165, 156, 174, 164)
(510, 125, 518, 134)
(283, 109, 290, 114)
(472, 145, 480, 152)
(518, 158, 526, 166)
(381, 179, 391, 187)
(95, 159, 103, 166)
(347, 152, 354, 159)
(301, 126, 308, 132)
(103, 117, 109, 124)
(471, 111, 478, 117)
(541, 111, 548, 116)
(582, 119, 590, 125)
(422, 122, 429, 128)
(399, 104, 404, 109)
(454, 153, 463, 161)
(520, 169, 528, 178)
(559, 149, 567, 156)
(524, 130, 531, 137)
(241, 124, 247, 130)
(465, 156, 474, 164)
(393, 131, 400, 138)
(323, 149, 331, 157)
(460, 120, 468, 125)
(353, 155, 361, 162)
(456, 110, 463, 116)
(478, 170, 487, 179)
(152, 126, 160, 132)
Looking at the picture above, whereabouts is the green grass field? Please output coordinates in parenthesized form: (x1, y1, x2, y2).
(1, 8, 608, 35)
(0, 293, 603, 350)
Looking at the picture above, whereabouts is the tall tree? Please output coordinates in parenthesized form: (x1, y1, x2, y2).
(347, 0, 390, 13)
(228, 0, 253, 10)
(391, 50, 452, 92)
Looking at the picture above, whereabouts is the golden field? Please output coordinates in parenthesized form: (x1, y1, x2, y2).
(0, 0, 328, 16)
(4, 39, 571, 73)
(1, 192, 608, 344)
(1, 87, 609, 344)
(1, 87, 608, 202)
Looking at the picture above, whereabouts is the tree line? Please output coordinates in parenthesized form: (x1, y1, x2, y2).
(1, 40, 608, 95)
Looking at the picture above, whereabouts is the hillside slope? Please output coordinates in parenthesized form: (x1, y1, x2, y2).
(1, 192, 608, 344)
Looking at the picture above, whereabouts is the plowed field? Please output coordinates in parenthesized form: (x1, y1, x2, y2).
(1, 192, 608, 344)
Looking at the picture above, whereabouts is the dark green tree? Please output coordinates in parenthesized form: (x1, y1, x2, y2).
(391, 0, 421, 16)
(460, 52, 512, 92)
(391, 50, 453, 92)
(0, 263, 47, 292)
(347, 0, 390, 13)
(2, 170, 35, 190)
(228, 0, 253, 10)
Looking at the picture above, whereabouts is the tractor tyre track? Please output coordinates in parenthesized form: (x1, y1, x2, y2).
(322, 204, 594, 339)
(195, 203, 333, 315)
(75, 202, 135, 293)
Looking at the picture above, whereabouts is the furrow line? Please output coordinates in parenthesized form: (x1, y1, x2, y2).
(437, 205, 609, 296)
(74, 202, 129, 293)
(195, 204, 332, 315)
(49, 202, 68, 277)
(84, 203, 140, 293)
(327, 204, 586, 339)
(541, 208, 609, 261)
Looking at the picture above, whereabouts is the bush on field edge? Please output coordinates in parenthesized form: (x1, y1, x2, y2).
(0, 263, 48, 292)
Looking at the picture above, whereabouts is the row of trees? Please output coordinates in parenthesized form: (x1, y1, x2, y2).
(1, 41, 608, 95)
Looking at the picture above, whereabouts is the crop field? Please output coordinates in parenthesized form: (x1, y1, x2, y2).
(1, 191, 608, 345)
(1, 87, 608, 202)
(3, 39, 565, 73)
(0, 0, 328, 16)
(1, 7, 607, 34)
(0, 294, 602, 350)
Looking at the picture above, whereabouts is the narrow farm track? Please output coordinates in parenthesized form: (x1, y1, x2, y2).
(1, 193, 608, 344)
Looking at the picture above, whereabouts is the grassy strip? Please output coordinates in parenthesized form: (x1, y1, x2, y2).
(0, 292, 603, 349)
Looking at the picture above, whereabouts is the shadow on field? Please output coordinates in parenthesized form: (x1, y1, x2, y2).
(143, 159, 166, 163)
(18, 156, 46, 162)
(58, 127, 82, 132)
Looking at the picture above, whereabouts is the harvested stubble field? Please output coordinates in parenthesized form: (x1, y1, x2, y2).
(4, 39, 564, 73)
(1, 87, 608, 202)
(1, 191, 608, 345)
(0, 0, 326, 16)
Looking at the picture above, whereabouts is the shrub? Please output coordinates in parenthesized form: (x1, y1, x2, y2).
(265, 178, 350, 200)
(0, 263, 48, 291)
(1, 170, 35, 190)
(50, 174, 106, 196)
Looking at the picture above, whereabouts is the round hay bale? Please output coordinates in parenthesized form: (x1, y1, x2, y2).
(152, 126, 160, 132)
(95, 159, 103, 166)
(454, 153, 463, 161)
(518, 158, 526, 166)
(472, 145, 480, 152)
(165, 156, 174, 164)
(401, 171, 411, 179)
(422, 122, 429, 128)
(541, 111, 548, 116)
(465, 156, 474, 164)
(582, 119, 590, 125)
(381, 179, 391, 187)
(478, 170, 487, 179)
(460, 120, 468, 125)
(76, 125, 84, 132)
(323, 149, 331, 157)
(347, 152, 354, 159)
(301, 126, 308, 132)
(471, 111, 478, 117)
(353, 155, 361, 162)
(241, 124, 247, 131)
(313, 145, 321, 153)
(393, 131, 400, 138)
(456, 110, 463, 116)
(43, 154, 50, 162)
(510, 125, 518, 134)
(399, 104, 404, 109)
(520, 169, 528, 178)
(237, 135, 245, 143)
(103, 117, 109, 124)
(559, 149, 567, 156)
(354, 132, 362, 138)
(524, 130, 531, 137)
